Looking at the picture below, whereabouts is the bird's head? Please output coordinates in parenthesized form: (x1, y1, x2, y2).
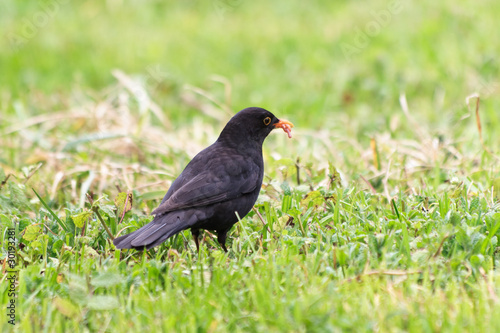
(218, 107, 294, 146)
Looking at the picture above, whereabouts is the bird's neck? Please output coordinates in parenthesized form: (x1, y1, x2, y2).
(217, 130, 264, 149)
(216, 136, 263, 161)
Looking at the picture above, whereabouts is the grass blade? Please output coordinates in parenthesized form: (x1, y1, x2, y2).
(33, 188, 68, 232)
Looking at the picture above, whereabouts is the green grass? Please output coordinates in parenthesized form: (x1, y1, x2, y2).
(1, 0, 500, 332)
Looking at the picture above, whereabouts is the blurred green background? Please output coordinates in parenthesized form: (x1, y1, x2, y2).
(2, 0, 498, 134)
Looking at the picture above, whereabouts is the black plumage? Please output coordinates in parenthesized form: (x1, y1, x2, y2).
(113, 107, 293, 252)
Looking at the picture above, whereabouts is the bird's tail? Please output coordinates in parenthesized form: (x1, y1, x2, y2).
(113, 213, 188, 250)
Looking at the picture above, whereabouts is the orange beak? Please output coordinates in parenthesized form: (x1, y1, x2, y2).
(273, 119, 294, 138)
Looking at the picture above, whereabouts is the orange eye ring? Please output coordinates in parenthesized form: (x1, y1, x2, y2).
(263, 117, 271, 126)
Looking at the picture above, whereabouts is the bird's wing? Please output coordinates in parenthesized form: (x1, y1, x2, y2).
(152, 154, 260, 215)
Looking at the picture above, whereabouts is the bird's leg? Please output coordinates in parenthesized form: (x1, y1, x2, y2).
(217, 230, 229, 253)
(191, 229, 200, 252)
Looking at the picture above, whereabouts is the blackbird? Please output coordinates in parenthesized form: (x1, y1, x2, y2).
(113, 107, 293, 252)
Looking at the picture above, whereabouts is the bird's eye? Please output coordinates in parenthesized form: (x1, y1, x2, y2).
(263, 117, 271, 126)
